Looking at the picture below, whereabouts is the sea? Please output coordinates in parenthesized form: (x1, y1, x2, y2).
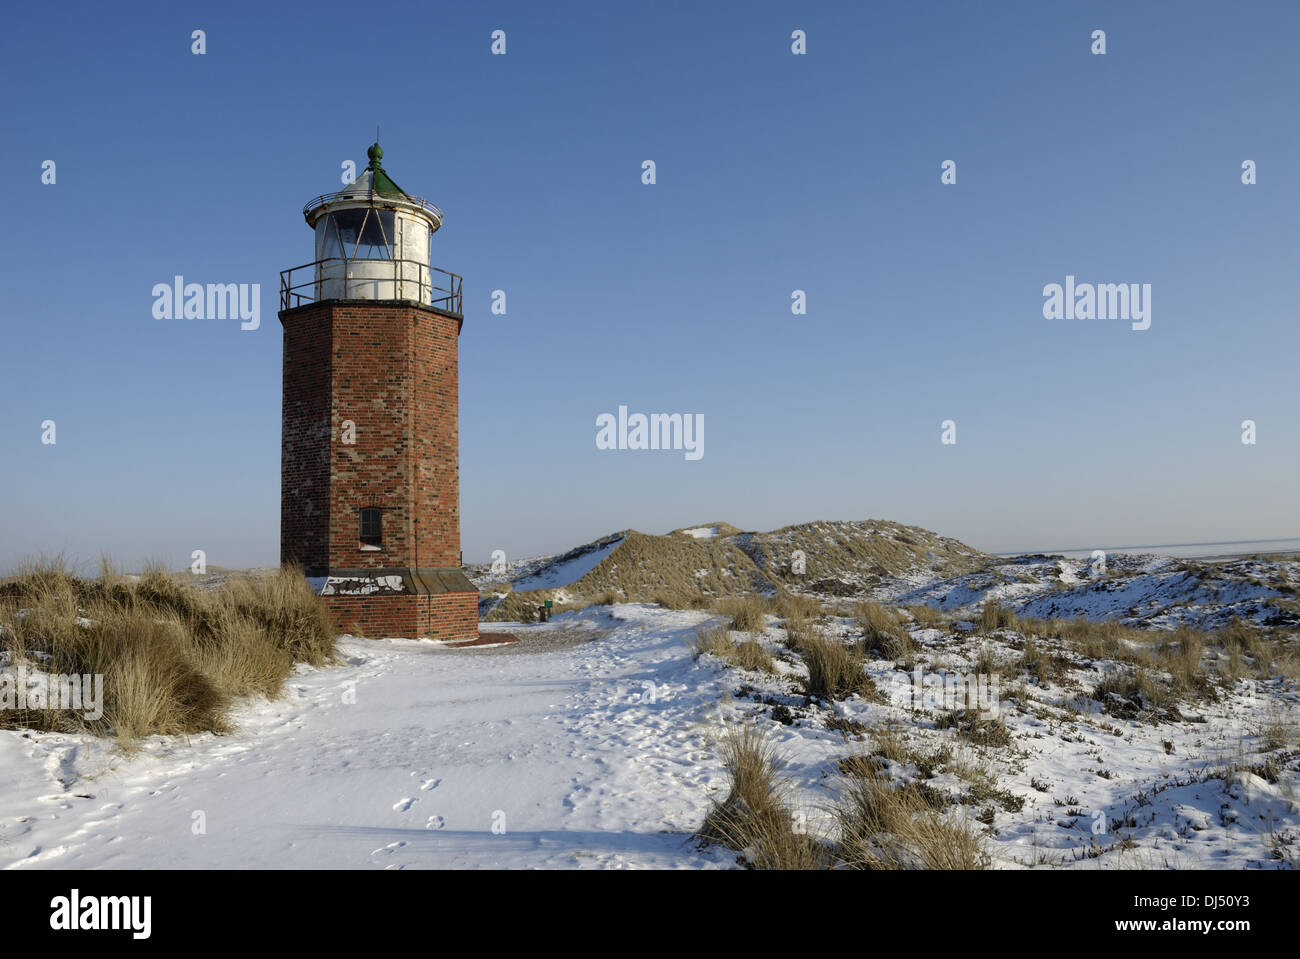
(994, 538, 1300, 562)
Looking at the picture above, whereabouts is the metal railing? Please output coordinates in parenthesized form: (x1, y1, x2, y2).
(279, 258, 463, 315)
(302, 191, 443, 223)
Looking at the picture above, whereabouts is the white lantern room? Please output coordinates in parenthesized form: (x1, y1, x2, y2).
(283, 143, 460, 313)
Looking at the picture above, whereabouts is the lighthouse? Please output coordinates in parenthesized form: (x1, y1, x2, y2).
(278, 143, 478, 641)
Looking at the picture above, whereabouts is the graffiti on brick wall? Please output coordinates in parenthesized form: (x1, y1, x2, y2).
(320, 575, 407, 596)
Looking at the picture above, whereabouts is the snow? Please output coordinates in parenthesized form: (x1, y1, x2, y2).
(681, 526, 720, 539)
(509, 536, 624, 592)
(692, 612, 1300, 869)
(896, 553, 1296, 630)
(0, 605, 735, 869)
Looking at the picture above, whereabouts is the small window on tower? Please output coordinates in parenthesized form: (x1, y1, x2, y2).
(360, 507, 382, 549)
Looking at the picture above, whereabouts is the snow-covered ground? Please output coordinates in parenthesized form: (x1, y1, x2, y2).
(0, 606, 735, 869)
(896, 553, 1298, 631)
(709, 613, 1300, 869)
(2, 600, 1296, 870)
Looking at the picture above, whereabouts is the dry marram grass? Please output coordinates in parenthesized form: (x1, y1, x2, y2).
(801, 632, 875, 702)
(693, 626, 776, 674)
(0, 559, 336, 745)
(835, 756, 989, 869)
(698, 722, 827, 869)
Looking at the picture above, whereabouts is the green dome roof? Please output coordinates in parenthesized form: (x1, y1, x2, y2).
(302, 141, 443, 231)
(359, 141, 408, 198)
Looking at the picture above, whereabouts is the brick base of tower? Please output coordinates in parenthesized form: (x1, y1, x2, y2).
(323, 591, 478, 642)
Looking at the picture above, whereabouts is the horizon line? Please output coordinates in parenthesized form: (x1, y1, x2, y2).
(991, 535, 1300, 558)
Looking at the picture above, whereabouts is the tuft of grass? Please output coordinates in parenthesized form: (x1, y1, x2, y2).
(834, 758, 989, 869)
(88, 609, 231, 744)
(699, 723, 828, 869)
(855, 600, 899, 635)
(935, 709, 1013, 748)
(862, 725, 956, 782)
(1019, 638, 1064, 685)
(784, 620, 816, 657)
(775, 591, 824, 625)
(866, 722, 913, 766)
(1092, 666, 1178, 722)
(855, 601, 912, 661)
(694, 625, 733, 659)
(1153, 628, 1210, 696)
(216, 567, 336, 667)
(776, 590, 823, 657)
(1020, 615, 1137, 663)
(693, 626, 776, 674)
(906, 604, 946, 628)
(716, 594, 769, 633)
(974, 643, 1000, 678)
(1, 589, 228, 743)
(801, 633, 875, 702)
(188, 606, 294, 700)
(979, 600, 1016, 634)
(589, 589, 619, 607)
(732, 640, 776, 674)
(1252, 706, 1297, 752)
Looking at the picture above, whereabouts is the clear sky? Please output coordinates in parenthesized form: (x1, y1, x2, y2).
(2, 0, 1297, 572)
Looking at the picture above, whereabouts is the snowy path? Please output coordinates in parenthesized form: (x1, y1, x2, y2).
(0, 606, 735, 870)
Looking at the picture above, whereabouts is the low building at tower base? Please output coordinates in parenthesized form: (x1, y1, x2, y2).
(312, 568, 478, 641)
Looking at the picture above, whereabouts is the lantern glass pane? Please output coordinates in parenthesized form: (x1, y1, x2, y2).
(332, 209, 366, 257)
(356, 210, 393, 260)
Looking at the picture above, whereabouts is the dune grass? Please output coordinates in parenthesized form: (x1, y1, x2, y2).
(835, 756, 989, 869)
(855, 600, 913, 661)
(1091, 665, 1181, 721)
(698, 722, 828, 869)
(715, 594, 769, 633)
(1013, 612, 1293, 708)
(693, 625, 777, 675)
(906, 604, 946, 627)
(485, 530, 773, 622)
(699, 722, 989, 870)
(979, 600, 1017, 634)
(801, 632, 875, 702)
(0, 558, 336, 745)
(774, 590, 824, 626)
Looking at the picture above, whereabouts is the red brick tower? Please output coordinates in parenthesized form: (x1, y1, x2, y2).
(278, 143, 477, 640)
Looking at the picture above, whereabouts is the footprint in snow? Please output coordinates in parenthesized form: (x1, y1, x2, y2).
(425, 816, 446, 830)
(392, 797, 417, 812)
(420, 778, 440, 791)
(370, 840, 408, 856)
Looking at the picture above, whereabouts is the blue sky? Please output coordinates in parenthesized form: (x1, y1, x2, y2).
(2, 0, 1297, 571)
